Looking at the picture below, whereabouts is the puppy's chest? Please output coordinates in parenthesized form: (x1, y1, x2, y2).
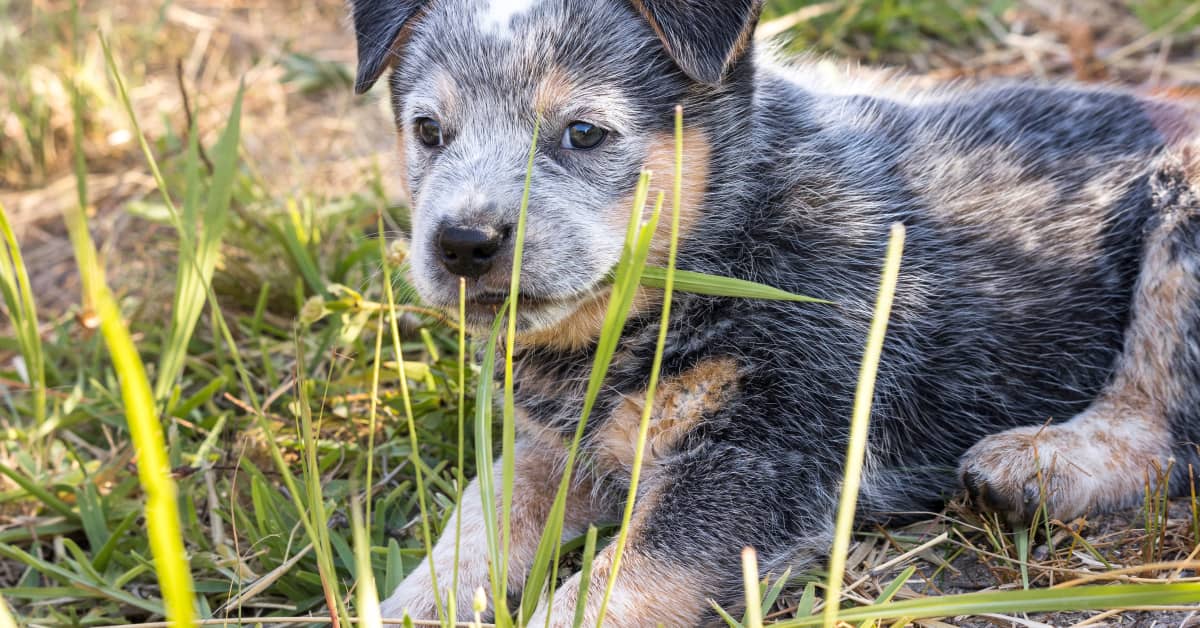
(512, 355, 742, 475)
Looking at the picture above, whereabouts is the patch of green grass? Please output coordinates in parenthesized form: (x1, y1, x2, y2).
(762, 0, 1010, 60)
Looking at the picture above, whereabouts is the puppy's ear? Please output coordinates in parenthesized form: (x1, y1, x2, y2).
(350, 0, 427, 94)
(630, 0, 764, 85)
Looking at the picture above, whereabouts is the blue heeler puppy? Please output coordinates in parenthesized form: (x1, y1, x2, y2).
(347, 0, 1200, 624)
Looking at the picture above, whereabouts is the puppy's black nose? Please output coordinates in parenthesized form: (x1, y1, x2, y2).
(437, 225, 505, 278)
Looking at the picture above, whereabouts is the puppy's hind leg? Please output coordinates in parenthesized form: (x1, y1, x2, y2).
(961, 145, 1200, 523)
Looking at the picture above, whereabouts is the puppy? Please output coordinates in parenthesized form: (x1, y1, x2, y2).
(347, 0, 1200, 624)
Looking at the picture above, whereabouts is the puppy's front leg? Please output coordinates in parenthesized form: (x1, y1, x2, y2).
(530, 444, 833, 627)
(381, 441, 609, 622)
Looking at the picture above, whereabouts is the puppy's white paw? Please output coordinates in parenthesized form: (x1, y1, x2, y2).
(960, 408, 1168, 522)
(378, 568, 443, 622)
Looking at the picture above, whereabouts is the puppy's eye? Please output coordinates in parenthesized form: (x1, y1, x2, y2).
(415, 117, 443, 147)
(561, 121, 607, 150)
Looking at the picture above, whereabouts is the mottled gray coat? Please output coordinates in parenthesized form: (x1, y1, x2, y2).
(347, 0, 1200, 624)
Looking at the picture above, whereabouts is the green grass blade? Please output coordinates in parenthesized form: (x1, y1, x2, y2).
(639, 267, 832, 304)
(450, 277, 468, 623)
(0, 543, 165, 615)
(759, 567, 791, 620)
(822, 223, 905, 628)
(742, 548, 764, 628)
(70, 46, 196, 626)
(474, 309, 507, 624)
(0, 465, 75, 519)
(153, 86, 241, 402)
(794, 583, 816, 619)
(353, 498, 383, 627)
(0, 202, 46, 429)
(501, 118, 540, 621)
(294, 348, 349, 623)
(100, 32, 336, 628)
(570, 526, 599, 628)
(381, 227, 445, 623)
(860, 565, 916, 628)
(597, 105, 690, 627)
(782, 582, 1200, 626)
(518, 170, 655, 622)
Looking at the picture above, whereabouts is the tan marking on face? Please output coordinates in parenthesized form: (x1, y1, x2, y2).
(633, 128, 713, 263)
(517, 130, 710, 351)
(534, 65, 576, 114)
(516, 287, 654, 351)
(594, 357, 740, 472)
(433, 70, 460, 116)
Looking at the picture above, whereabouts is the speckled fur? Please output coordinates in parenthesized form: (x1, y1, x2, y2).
(348, 0, 1200, 624)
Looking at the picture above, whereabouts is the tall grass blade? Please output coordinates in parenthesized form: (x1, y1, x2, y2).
(741, 548, 764, 628)
(153, 88, 240, 402)
(639, 267, 831, 304)
(518, 170, 656, 622)
(782, 582, 1200, 626)
(101, 31, 343, 627)
(571, 526, 599, 628)
(65, 65, 196, 625)
(822, 223, 905, 628)
(596, 105, 688, 627)
(381, 227, 445, 622)
(450, 277, 468, 623)
(353, 498, 383, 627)
(500, 118, 540, 621)
(294, 348, 349, 623)
(0, 202, 46, 430)
(474, 309, 507, 624)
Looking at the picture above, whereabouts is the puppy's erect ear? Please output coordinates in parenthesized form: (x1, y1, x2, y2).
(630, 0, 764, 85)
(350, 0, 427, 94)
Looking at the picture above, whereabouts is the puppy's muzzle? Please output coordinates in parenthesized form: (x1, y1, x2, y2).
(436, 223, 511, 279)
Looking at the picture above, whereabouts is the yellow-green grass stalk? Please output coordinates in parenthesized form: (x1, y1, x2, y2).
(365, 309, 386, 525)
(638, 267, 831, 304)
(822, 222, 905, 628)
(65, 65, 196, 626)
(97, 32, 235, 410)
(570, 526, 600, 628)
(152, 114, 235, 406)
(517, 169, 657, 623)
(741, 548, 764, 628)
(595, 104, 687, 627)
(380, 222, 446, 623)
(501, 118, 541, 619)
(449, 277, 468, 623)
(473, 308, 508, 625)
(99, 32, 348, 622)
(294, 348, 350, 624)
(353, 498, 384, 628)
(783, 582, 1200, 626)
(593, 189, 664, 626)
(0, 202, 46, 432)
(0, 594, 16, 628)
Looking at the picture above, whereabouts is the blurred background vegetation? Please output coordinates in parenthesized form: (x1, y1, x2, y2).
(0, 0, 1198, 624)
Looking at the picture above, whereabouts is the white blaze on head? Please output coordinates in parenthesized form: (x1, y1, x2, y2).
(478, 0, 541, 36)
